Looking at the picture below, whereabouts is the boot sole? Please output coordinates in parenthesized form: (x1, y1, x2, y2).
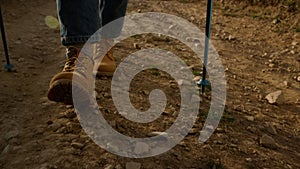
(96, 71, 114, 77)
(47, 79, 91, 105)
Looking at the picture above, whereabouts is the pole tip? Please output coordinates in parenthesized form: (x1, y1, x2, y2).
(5, 64, 14, 72)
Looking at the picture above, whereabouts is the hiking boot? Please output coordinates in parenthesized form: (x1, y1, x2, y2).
(95, 39, 116, 77)
(96, 48, 116, 76)
(47, 46, 94, 105)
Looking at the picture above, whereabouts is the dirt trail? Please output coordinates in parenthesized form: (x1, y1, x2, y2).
(0, 0, 299, 169)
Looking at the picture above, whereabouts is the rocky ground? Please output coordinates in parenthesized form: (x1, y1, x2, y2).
(0, 0, 299, 168)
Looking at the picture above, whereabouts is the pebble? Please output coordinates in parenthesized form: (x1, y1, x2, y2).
(71, 142, 84, 149)
(0, 145, 10, 159)
(177, 79, 184, 86)
(188, 128, 198, 134)
(115, 164, 122, 169)
(15, 40, 22, 45)
(260, 134, 277, 149)
(266, 124, 277, 135)
(66, 105, 73, 109)
(66, 122, 82, 134)
(193, 76, 201, 82)
(228, 35, 236, 41)
(5, 130, 19, 140)
(245, 158, 252, 162)
(56, 127, 67, 134)
(244, 115, 254, 122)
(126, 162, 141, 169)
(296, 76, 300, 82)
(290, 50, 295, 54)
(134, 142, 149, 155)
(103, 164, 114, 169)
(291, 41, 298, 46)
(65, 109, 76, 119)
(265, 90, 283, 104)
(283, 81, 289, 87)
(0, 138, 6, 151)
(268, 63, 275, 68)
(272, 19, 279, 24)
(147, 131, 168, 138)
(48, 122, 62, 132)
(133, 43, 141, 49)
(17, 58, 25, 62)
(199, 130, 211, 143)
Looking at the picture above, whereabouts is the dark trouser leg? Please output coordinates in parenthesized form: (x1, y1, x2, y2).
(57, 0, 100, 46)
(100, 0, 128, 39)
(57, 0, 128, 46)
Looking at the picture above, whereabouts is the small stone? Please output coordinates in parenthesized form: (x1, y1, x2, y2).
(148, 131, 168, 137)
(193, 76, 201, 82)
(66, 105, 73, 109)
(177, 79, 184, 86)
(265, 90, 283, 104)
(5, 130, 19, 141)
(0, 138, 6, 151)
(291, 41, 298, 46)
(66, 122, 82, 134)
(283, 81, 289, 87)
(71, 142, 84, 149)
(17, 58, 25, 62)
(188, 128, 198, 134)
(47, 120, 53, 125)
(199, 130, 211, 143)
(133, 43, 141, 49)
(134, 142, 149, 154)
(290, 50, 295, 54)
(48, 122, 62, 132)
(15, 40, 22, 45)
(115, 164, 122, 169)
(244, 115, 254, 122)
(266, 124, 277, 135)
(126, 162, 141, 169)
(1, 145, 10, 159)
(56, 127, 67, 134)
(103, 164, 114, 169)
(296, 76, 300, 82)
(228, 35, 236, 41)
(268, 63, 275, 68)
(272, 19, 279, 24)
(246, 158, 252, 162)
(260, 134, 277, 149)
(108, 120, 116, 128)
(65, 109, 76, 119)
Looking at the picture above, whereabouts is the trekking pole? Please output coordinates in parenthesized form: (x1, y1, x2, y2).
(197, 0, 213, 93)
(0, 3, 13, 71)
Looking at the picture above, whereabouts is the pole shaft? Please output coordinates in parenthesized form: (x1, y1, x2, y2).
(201, 0, 213, 93)
(0, 3, 11, 65)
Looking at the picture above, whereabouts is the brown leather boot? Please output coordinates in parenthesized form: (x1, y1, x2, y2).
(95, 39, 116, 77)
(97, 48, 116, 76)
(47, 46, 94, 105)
